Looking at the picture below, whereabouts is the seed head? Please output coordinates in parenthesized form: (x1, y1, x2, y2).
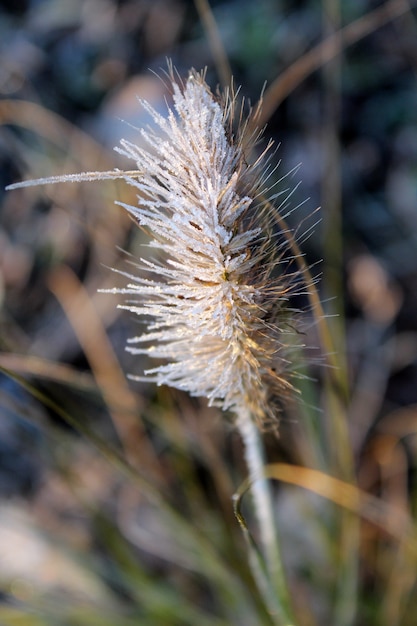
(110, 69, 306, 426)
(6, 67, 310, 428)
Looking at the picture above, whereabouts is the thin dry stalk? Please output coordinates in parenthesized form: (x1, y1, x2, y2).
(193, 0, 232, 88)
(48, 266, 162, 478)
(254, 0, 417, 127)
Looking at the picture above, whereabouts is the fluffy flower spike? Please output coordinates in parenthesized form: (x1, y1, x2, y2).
(110, 68, 306, 426)
(6, 67, 309, 428)
(5, 69, 311, 617)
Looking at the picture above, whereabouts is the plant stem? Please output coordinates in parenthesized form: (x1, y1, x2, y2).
(236, 410, 295, 625)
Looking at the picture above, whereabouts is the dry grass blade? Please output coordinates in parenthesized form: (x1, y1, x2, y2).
(0, 353, 96, 391)
(235, 463, 417, 551)
(48, 265, 161, 478)
(254, 0, 417, 126)
(0, 99, 109, 170)
(193, 0, 232, 87)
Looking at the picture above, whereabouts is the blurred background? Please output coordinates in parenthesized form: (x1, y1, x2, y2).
(1, 0, 417, 625)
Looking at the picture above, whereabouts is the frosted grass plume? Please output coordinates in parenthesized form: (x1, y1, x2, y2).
(6, 66, 315, 621)
(7, 68, 312, 429)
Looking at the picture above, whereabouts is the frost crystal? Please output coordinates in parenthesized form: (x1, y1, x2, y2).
(112, 70, 302, 424)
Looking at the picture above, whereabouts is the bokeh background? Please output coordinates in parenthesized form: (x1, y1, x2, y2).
(1, 1, 417, 625)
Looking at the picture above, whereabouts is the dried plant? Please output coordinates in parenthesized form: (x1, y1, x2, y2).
(7, 66, 315, 625)
(111, 71, 309, 425)
(8, 69, 308, 427)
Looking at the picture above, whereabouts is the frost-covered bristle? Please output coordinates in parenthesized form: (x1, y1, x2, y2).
(108, 69, 303, 425)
